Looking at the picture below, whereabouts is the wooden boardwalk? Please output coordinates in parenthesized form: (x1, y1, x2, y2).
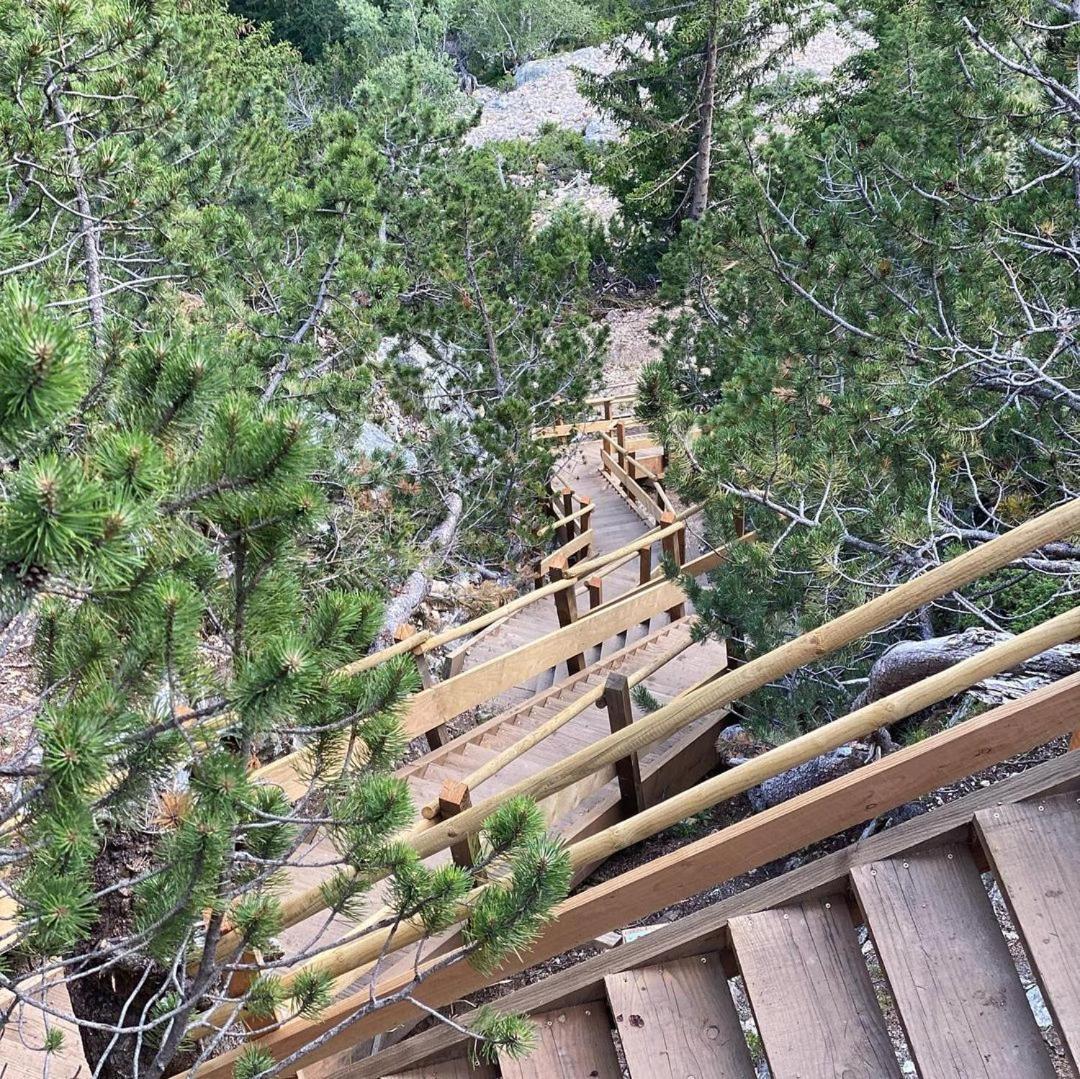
(365, 738, 1080, 1079)
(459, 432, 690, 707)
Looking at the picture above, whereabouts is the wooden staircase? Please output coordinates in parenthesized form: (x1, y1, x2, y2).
(377, 752, 1080, 1079)
(457, 432, 681, 706)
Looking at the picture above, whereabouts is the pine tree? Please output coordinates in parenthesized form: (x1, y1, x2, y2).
(631, 0, 1079, 729)
(0, 4, 572, 1074)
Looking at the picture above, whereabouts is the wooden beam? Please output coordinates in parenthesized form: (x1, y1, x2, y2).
(537, 528, 593, 576)
(191, 675, 1080, 1079)
(395, 573, 689, 736)
(600, 447, 663, 524)
(659, 512, 685, 620)
(605, 674, 644, 816)
(439, 780, 479, 869)
(585, 576, 603, 609)
(356, 750, 1080, 1078)
(401, 501, 1080, 847)
(549, 556, 585, 676)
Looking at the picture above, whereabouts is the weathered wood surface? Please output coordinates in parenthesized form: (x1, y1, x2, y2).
(497, 1003, 620, 1078)
(604, 952, 753, 1078)
(852, 844, 1055, 1078)
(731, 899, 900, 1078)
(190, 680, 1080, 1079)
(0, 982, 89, 1079)
(976, 793, 1080, 1071)
(346, 751, 1080, 1078)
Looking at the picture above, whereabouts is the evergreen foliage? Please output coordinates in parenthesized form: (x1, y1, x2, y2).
(0, 2, 580, 1073)
(611, 0, 1079, 724)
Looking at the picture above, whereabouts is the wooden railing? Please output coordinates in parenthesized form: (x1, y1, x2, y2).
(600, 420, 668, 525)
(535, 386, 638, 440)
(188, 498, 1080, 1077)
(359, 698, 1080, 1077)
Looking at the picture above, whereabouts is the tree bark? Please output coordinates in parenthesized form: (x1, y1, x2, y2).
(377, 493, 464, 644)
(854, 627, 1080, 709)
(688, 4, 719, 221)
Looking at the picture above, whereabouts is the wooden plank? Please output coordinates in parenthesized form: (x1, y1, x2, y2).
(194, 680, 1080, 1079)
(0, 982, 89, 1079)
(976, 793, 1080, 1070)
(338, 752, 1080, 1078)
(852, 844, 1054, 1078)
(604, 952, 753, 1078)
(538, 528, 593, 575)
(398, 573, 689, 736)
(600, 447, 663, 524)
(605, 672, 645, 816)
(497, 1003, 619, 1079)
(386, 1060, 496, 1078)
(731, 899, 900, 1078)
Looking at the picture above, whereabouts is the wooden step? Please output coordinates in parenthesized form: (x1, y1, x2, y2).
(604, 952, 753, 1078)
(852, 843, 1055, 1078)
(385, 1059, 496, 1078)
(976, 791, 1080, 1070)
(497, 1003, 619, 1078)
(730, 898, 900, 1078)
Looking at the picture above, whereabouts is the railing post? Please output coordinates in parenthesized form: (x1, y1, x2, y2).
(439, 779, 481, 869)
(396, 624, 447, 750)
(659, 512, 686, 621)
(604, 399, 613, 422)
(549, 555, 586, 675)
(586, 576, 603, 609)
(638, 543, 652, 585)
(615, 420, 627, 471)
(605, 673, 645, 816)
(573, 497, 593, 565)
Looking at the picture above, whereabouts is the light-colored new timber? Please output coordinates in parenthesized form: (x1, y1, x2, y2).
(497, 1004, 619, 1079)
(185, 674, 1080, 1079)
(975, 793, 1080, 1071)
(731, 900, 900, 1078)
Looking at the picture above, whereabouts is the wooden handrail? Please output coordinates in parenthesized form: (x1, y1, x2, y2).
(537, 500, 593, 540)
(418, 626, 699, 820)
(403, 495, 1080, 858)
(189, 636, 1080, 1073)
(355, 719, 1080, 1078)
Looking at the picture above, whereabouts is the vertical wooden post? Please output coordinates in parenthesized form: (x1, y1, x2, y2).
(732, 503, 746, 538)
(605, 673, 645, 816)
(562, 487, 575, 532)
(615, 420, 627, 471)
(586, 576, 603, 609)
(603, 399, 613, 422)
(573, 498, 593, 564)
(396, 624, 447, 750)
(638, 544, 652, 585)
(549, 555, 586, 675)
(660, 513, 686, 620)
(439, 779, 480, 870)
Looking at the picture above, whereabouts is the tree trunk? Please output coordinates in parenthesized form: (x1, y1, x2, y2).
(688, 5, 719, 221)
(376, 493, 464, 644)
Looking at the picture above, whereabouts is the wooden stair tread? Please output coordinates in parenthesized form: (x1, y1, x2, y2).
(497, 1003, 619, 1078)
(730, 899, 900, 1078)
(385, 1059, 496, 1078)
(976, 792, 1080, 1070)
(604, 952, 753, 1078)
(852, 843, 1054, 1078)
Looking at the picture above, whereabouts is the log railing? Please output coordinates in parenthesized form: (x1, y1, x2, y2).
(193, 619, 1080, 1076)
(599, 421, 668, 525)
(535, 386, 638, 441)
(189, 498, 1080, 1073)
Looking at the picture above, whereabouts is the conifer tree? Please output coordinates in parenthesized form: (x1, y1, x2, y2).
(0, 3, 572, 1074)
(632, 0, 1079, 727)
